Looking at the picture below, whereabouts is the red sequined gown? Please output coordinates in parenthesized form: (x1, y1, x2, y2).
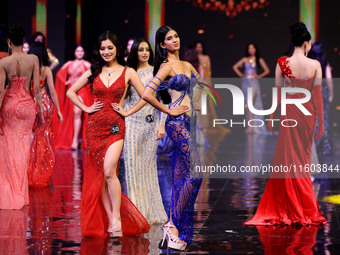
(53, 60, 92, 150)
(28, 77, 54, 187)
(0, 56, 36, 209)
(81, 67, 150, 237)
(244, 57, 327, 226)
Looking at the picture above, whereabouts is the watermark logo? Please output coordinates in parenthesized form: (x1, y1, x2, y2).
(200, 84, 311, 116)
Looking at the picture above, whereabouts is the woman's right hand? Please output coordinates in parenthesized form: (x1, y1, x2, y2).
(57, 111, 64, 123)
(65, 79, 72, 86)
(85, 101, 103, 113)
(169, 105, 189, 116)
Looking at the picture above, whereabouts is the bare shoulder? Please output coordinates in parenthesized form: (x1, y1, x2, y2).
(182, 61, 195, 71)
(28, 54, 39, 63)
(306, 58, 320, 69)
(126, 66, 137, 76)
(201, 54, 210, 60)
(83, 69, 92, 76)
(240, 57, 248, 63)
(84, 60, 91, 68)
(159, 62, 172, 72)
(61, 60, 72, 69)
(45, 65, 52, 73)
(311, 58, 321, 67)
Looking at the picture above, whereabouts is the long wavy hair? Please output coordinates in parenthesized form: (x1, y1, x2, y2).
(127, 38, 154, 71)
(88, 31, 125, 83)
(154, 25, 176, 103)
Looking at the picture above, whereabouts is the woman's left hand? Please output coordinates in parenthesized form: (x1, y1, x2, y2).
(156, 125, 165, 140)
(112, 103, 129, 117)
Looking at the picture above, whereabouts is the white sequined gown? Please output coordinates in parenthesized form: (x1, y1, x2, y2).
(124, 67, 168, 225)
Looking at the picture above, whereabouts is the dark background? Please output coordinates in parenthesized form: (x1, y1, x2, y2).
(3, 0, 340, 131)
(4, 0, 340, 77)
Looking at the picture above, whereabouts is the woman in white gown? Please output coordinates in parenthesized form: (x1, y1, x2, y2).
(124, 38, 168, 224)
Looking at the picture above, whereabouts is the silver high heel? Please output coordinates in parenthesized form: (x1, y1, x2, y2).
(160, 222, 187, 251)
(108, 219, 123, 238)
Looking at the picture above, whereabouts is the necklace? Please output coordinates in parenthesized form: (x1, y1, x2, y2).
(105, 65, 119, 76)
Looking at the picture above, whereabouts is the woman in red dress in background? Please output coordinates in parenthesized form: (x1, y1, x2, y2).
(53, 45, 92, 150)
(0, 25, 42, 209)
(244, 22, 327, 226)
(67, 31, 186, 238)
(27, 42, 63, 187)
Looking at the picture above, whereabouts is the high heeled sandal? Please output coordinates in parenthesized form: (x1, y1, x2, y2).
(160, 223, 187, 251)
(108, 219, 123, 238)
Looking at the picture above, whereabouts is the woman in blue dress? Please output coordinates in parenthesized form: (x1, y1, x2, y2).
(308, 42, 334, 156)
(233, 43, 270, 133)
(141, 25, 203, 251)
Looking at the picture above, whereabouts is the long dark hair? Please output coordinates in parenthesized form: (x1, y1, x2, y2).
(7, 24, 26, 46)
(153, 25, 176, 76)
(245, 42, 260, 67)
(195, 41, 207, 55)
(29, 32, 46, 46)
(127, 38, 154, 71)
(308, 42, 328, 77)
(154, 25, 176, 104)
(28, 42, 50, 67)
(88, 31, 125, 83)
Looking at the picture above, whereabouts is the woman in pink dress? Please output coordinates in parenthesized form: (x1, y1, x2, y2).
(53, 45, 92, 150)
(0, 24, 42, 209)
(28, 42, 63, 187)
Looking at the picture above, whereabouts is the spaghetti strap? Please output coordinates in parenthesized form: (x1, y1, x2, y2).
(183, 62, 191, 73)
(165, 62, 177, 74)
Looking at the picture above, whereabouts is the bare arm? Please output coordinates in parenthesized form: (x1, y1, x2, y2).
(313, 61, 323, 86)
(0, 65, 4, 134)
(275, 63, 284, 87)
(258, 58, 270, 78)
(198, 63, 204, 78)
(205, 55, 212, 77)
(325, 64, 333, 102)
(112, 68, 147, 117)
(313, 61, 324, 141)
(0, 65, 5, 108)
(45, 67, 63, 122)
(232, 58, 245, 78)
(141, 64, 189, 116)
(32, 56, 42, 115)
(66, 69, 103, 113)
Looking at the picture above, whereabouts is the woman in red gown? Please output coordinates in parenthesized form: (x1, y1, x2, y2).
(67, 31, 187, 238)
(53, 45, 91, 150)
(0, 25, 42, 209)
(27, 42, 63, 187)
(244, 22, 327, 226)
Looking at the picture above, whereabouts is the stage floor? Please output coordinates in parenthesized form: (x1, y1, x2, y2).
(1, 132, 340, 254)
